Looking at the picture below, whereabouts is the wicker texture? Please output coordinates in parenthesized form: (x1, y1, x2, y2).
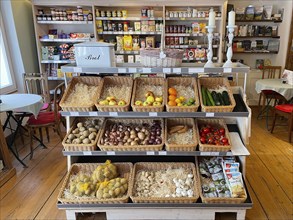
(129, 162, 199, 203)
(60, 76, 102, 112)
(165, 118, 198, 151)
(131, 77, 166, 112)
(97, 119, 164, 151)
(195, 118, 232, 152)
(95, 76, 133, 112)
(196, 159, 247, 204)
(140, 48, 184, 67)
(62, 118, 104, 151)
(198, 77, 236, 112)
(166, 77, 199, 112)
(58, 162, 133, 204)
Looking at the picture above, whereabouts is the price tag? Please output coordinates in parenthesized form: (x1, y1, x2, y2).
(224, 68, 232, 73)
(206, 112, 215, 117)
(163, 68, 171, 73)
(70, 112, 79, 116)
(89, 112, 97, 116)
(158, 151, 167, 155)
(118, 68, 127, 73)
(175, 45, 180, 48)
(173, 68, 181, 74)
(197, 68, 204, 73)
(180, 17, 186, 20)
(107, 151, 116, 155)
(74, 67, 82, 73)
(143, 68, 152, 73)
(197, 45, 202, 48)
(129, 68, 137, 73)
(83, 151, 92, 155)
(200, 152, 220, 156)
(146, 151, 155, 155)
(149, 112, 158, 117)
(109, 112, 118, 117)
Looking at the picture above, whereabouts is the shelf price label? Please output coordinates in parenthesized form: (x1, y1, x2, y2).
(158, 151, 167, 155)
(173, 68, 181, 74)
(107, 151, 116, 155)
(70, 112, 79, 116)
(201, 152, 220, 156)
(146, 151, 155, 155)
(83, 151, 92, 155)
(118, 68, 127, 73)
(149, 112, 158, 117)
(206, 112, 215, 117)
(109, 112, 118, 117)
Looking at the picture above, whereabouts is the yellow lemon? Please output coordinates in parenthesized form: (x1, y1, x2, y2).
(175, 98, 181, 104)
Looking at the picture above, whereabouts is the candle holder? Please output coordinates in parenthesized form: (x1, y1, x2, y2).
(223, 25, 237, 67)
(204, 25, 216, 68)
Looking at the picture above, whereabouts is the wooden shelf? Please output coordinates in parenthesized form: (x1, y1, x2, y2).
(234, 51, 278, 54)
(234, 36, 280, 39)
(235, 19, 282, 23)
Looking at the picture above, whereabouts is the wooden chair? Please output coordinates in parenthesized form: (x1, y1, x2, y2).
(271, 104, 293, 143)
(258, 66, 286, 112)
(26, 82, 65, 159)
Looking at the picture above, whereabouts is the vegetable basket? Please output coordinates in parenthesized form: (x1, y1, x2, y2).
(129, 162, 199, 203)
(57, 162, 133, 204)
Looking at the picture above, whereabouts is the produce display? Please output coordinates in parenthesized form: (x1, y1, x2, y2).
(64, 161, 129, 200)
(167, 124, 193, 145)
(199, 157, 246, 199)
(100, 120, 163, 146)
(98, 85, 131, 106)
(64, 119, 102, 145)
(201, 85, 231, 107)
(134, 167, 194, 198)
(167, 86, 195, 107)
(134, 89, 163, 107)
(62, 82, 99, 106)
(198, 122, 229, 146)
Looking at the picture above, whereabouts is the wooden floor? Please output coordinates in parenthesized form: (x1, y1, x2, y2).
(0, 107, 292, 220)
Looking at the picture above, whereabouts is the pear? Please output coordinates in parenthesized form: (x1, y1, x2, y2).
(146, 96, 155, 103)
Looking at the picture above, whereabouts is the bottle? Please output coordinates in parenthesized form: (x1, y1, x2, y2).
(87, 10, 93, 21)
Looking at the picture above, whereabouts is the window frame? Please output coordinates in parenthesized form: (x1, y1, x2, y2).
(0, 10, 17, 94)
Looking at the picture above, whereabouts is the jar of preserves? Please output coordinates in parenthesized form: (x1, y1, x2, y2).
(173, 25, 177, 33)
(169, 25, 173, 33)
(112, 10, 116, 17)
(67, 13, 72, 21)
(87, 11, 93, 21)
(170, 37, 175, 45)
(175, 36, 179, 45)
(118, 23, 123, 31)
(165, 25, 169, 33)
(95, 9, 100, 17)
(166, 37, 170, 45)
(117, 10, 122, 17)
(50, 8, 55, 15)
(181, 25, 186, 33)
(72, 11, 78, 21)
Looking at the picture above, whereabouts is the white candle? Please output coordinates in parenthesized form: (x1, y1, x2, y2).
(208, 8, 216, 26)
(228, 10, 235, 26)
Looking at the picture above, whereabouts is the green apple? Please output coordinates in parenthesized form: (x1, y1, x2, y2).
(135, 100, 143, 106)
(143, 101, 151, 106)
(146, 95, 155, 103)
(153, 101, 161, 106)
(118, 100, 126, 106)
(145, 91, 154, 98)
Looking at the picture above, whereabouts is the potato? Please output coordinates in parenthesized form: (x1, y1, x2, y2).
(82, 138, 90, 144)
(79, 135, 86, 140)
(89, 128, 97, 132)
(79, 127, 86, 132)
(89, 132, 96, 140)
(82, 130, 89, 137)
(77, 122, 83, 128)
(68, 134, 75, 140)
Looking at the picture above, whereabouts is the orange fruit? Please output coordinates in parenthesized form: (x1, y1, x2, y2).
(168, 100, 177, 106)
(168, 87, 177, 96)
(168, 95, 176, 101)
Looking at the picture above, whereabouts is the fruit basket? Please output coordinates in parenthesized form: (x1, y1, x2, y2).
(165, 77, 199, 112)
(196, 158, 247, 204)
(165, 118, 198, 151)
(198, 77, 236, 112)
(97, 118, 164, 151)
(62, 118, 104, 151)
(140, 48, 184, 67)
(95, 76, 133, 112)
(131, 77, 166, 112)
(129, 162, 199, 203)
(57, 162, 133, 204)
(60, 76, 102, 112)
(195, 118, 232, 152)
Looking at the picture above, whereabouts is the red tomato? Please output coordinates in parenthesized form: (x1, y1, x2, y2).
(208, 137, 214, 144)
(200, 137, 206, 143)
(221, 137, 229, 144)
(203, 127, 210, 134)
(219, 128, 225, 135)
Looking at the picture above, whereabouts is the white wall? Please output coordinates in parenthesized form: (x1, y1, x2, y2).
(229, 0, 293, 105)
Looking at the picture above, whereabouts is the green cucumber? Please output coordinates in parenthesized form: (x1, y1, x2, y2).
(222, 91, 231, 105)
(206, 89, 215, 106)
(211, 91, 221, 106)
(217, 92, 225, 106)
(201, 86, 207, 106)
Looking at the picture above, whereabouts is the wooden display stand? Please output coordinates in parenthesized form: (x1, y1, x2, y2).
(0, 120, 16, 187)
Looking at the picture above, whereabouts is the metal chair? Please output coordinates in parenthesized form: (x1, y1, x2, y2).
(26, 82, 65, 159)
(271, 104, 293, 143)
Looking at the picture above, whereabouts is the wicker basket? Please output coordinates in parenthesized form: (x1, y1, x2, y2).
(198, 77, 236, 112)
(60, 76, 102, 112)
(95, 76, 133, 112)
(57, 162, 133, 204)
(195, 118, 232, 152)
(129, 162, 199, 203)
(196, 159, 247, 204)
(166, 77, 199, 112)
(97, 119, 164, 151)
(131, 77, 166, 112)
(165, 118, 198, 151)
(140, 48, 184, 67)
(62, 118, 104, 151)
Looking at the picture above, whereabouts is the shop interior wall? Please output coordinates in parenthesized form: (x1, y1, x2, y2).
(228, 0, 293, 105)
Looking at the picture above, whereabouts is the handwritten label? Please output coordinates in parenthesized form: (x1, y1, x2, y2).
(85, 54, 100, 60)
(173, 68, 181, 73)
(118, 68, 127, 73)
(89, 112, 97, 116)
(74, 67, 82, 72)
(70, 112, 79, 116)
(143, 68, 152, 73)
(163, 68, 171, 73)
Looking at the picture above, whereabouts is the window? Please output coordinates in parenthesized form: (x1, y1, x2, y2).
(0, 12, 16, 94)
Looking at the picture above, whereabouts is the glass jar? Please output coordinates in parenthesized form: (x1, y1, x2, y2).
(100, 10, 105, 17)
(106, 10, 112, 17)
(67, 13, 72, 21)
(123, 22, 128, 32)
(72, 11, 78, 21)
(87, 11, 93, 21)
(112, 10, 116, 17)
(95, 9, 100, 17)
(78, 14, 84, 21)
(50, 8, 55, 15)
(38, 9, 44, 15)
(117, 10, 122, 17)
(77, 6, 83, 15)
